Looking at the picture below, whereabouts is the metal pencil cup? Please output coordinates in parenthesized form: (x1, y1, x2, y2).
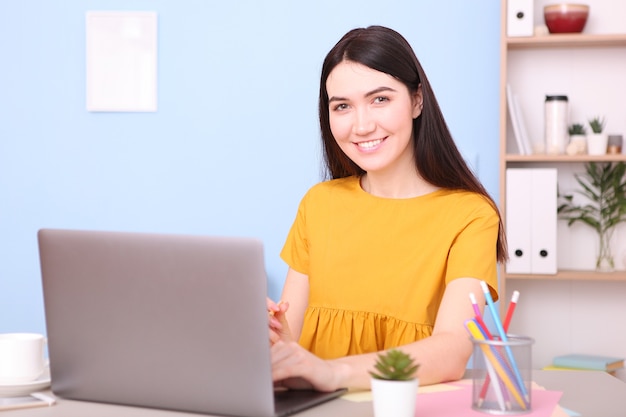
(471, 335, 534, 415)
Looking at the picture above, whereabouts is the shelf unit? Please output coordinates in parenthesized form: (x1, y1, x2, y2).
(506, 270, 626, 281)
(498, 1, 626, 302)
(507, 33, 626, 49)
(506, 154, 626, 163)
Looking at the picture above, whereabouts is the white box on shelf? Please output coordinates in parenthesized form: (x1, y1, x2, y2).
(506, 168, 558, 274)
(507, 0, 534, 37)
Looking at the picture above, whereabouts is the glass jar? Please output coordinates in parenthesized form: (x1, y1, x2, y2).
(545, 95, 568, 155)
(607, 134, 623, 154)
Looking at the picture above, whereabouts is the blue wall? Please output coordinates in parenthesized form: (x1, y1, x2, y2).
(0, 1, 501, 334)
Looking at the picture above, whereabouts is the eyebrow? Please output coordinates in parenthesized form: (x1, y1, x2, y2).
(328, 86, 398, 103)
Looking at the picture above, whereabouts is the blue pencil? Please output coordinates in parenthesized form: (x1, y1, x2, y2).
(479, 281, 529, 401)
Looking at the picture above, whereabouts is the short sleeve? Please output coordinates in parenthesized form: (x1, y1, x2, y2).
(280, 191, 311, 275)
(446, 196, 500, 301)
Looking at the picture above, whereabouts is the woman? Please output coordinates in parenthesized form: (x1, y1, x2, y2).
(268, 25, 507, 392)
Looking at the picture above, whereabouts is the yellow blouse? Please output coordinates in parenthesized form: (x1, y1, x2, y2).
(280, 176, 499, 359)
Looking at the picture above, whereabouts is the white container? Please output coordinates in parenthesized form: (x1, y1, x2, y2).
(587, 133, 609, 155)
(371, 378, 419, 417)
(567, 134, 587, 155)
(0, 333, 47, 384)
(544, 95, 568, 155)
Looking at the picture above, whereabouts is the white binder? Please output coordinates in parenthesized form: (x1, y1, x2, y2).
(507, 0, 534, 37)
(506, 168, 557, 274)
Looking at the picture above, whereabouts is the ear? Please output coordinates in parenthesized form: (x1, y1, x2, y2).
(411, 85, 424, 119)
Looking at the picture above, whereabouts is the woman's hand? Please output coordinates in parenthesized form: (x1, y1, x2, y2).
(267, 298, 292, 345)
(271, 340, 345, 392)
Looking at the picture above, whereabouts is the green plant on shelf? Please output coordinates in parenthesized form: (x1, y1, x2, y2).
(568, 123, 587, 135)
(557, 162, 626, 271)
(588, 116, 606, 134)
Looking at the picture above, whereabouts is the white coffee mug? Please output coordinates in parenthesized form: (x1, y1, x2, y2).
(0, 333, 47, 384)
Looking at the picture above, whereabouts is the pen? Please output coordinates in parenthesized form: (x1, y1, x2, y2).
(31, 392, 56, 406)
(479, 281, 529, 402)
(465, 319, 527, 410)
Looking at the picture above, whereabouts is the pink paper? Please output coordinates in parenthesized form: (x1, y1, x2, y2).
(415, 384, 563, 417)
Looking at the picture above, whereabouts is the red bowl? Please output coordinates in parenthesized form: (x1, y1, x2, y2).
(544, 4, 589, 34)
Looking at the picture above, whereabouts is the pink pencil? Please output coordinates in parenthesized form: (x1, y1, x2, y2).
(469, 293, 493, 339)
(470, 293, 496, 406)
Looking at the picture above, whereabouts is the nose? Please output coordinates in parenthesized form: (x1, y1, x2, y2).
(352, 107, 375, 136)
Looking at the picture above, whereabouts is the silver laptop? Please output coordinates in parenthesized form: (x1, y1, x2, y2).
(38, 228, 345, 417)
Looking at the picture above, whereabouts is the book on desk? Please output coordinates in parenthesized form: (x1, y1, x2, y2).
(545, 354, 625, 373)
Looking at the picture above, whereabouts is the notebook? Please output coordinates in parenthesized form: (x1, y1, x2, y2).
(551, 353, 625, 372)
(37, 228, 345, 417)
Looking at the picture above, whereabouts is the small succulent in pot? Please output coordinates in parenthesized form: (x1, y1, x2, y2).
(370, 349, 420, 417)
(568, 123, 587, 136)
(588, 116, 606, 134)
(567, 123, 588, 155)
(370, 349, 419, 381)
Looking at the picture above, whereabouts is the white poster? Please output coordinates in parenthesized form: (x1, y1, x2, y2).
(86, 11, 157, 112)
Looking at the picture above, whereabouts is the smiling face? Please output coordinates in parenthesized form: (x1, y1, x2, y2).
(326, 61, 423, 177)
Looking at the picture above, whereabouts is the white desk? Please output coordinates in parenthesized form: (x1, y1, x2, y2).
(533, 370, 626, 417)
(4, 370, 626, 417)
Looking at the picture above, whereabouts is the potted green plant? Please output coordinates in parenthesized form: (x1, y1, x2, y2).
(369, 349, 420, 417)
(557, 162, 626, 271)
(586, 116, 608, 155)
(567, 123, 587, 155)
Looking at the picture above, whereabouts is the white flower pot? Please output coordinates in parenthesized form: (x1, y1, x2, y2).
(371, 378, 419, 417)
(567, 134, 587, 155)
(587, 133, 608, 155)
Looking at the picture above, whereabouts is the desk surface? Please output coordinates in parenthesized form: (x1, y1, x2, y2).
(533, 370, 626, 417)
(4, 370, 626, 417)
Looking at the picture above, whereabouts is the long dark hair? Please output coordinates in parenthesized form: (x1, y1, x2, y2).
(318, 25, 507, 263)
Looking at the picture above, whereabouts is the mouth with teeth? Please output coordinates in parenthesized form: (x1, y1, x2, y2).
(355, 138, 385, 150)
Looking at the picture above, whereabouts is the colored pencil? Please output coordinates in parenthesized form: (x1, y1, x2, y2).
(503, 291, 519, 331)
(470, 293, 502, 406)
(469, 293, 493, 339)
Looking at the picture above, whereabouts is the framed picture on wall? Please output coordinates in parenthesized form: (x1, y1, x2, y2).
(86, 11, 158, 112)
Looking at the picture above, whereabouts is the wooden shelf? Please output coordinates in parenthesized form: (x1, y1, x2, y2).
(507, 33, 626, 49)
(505, 154, 626, 163)
(506, 270, 626, 281)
